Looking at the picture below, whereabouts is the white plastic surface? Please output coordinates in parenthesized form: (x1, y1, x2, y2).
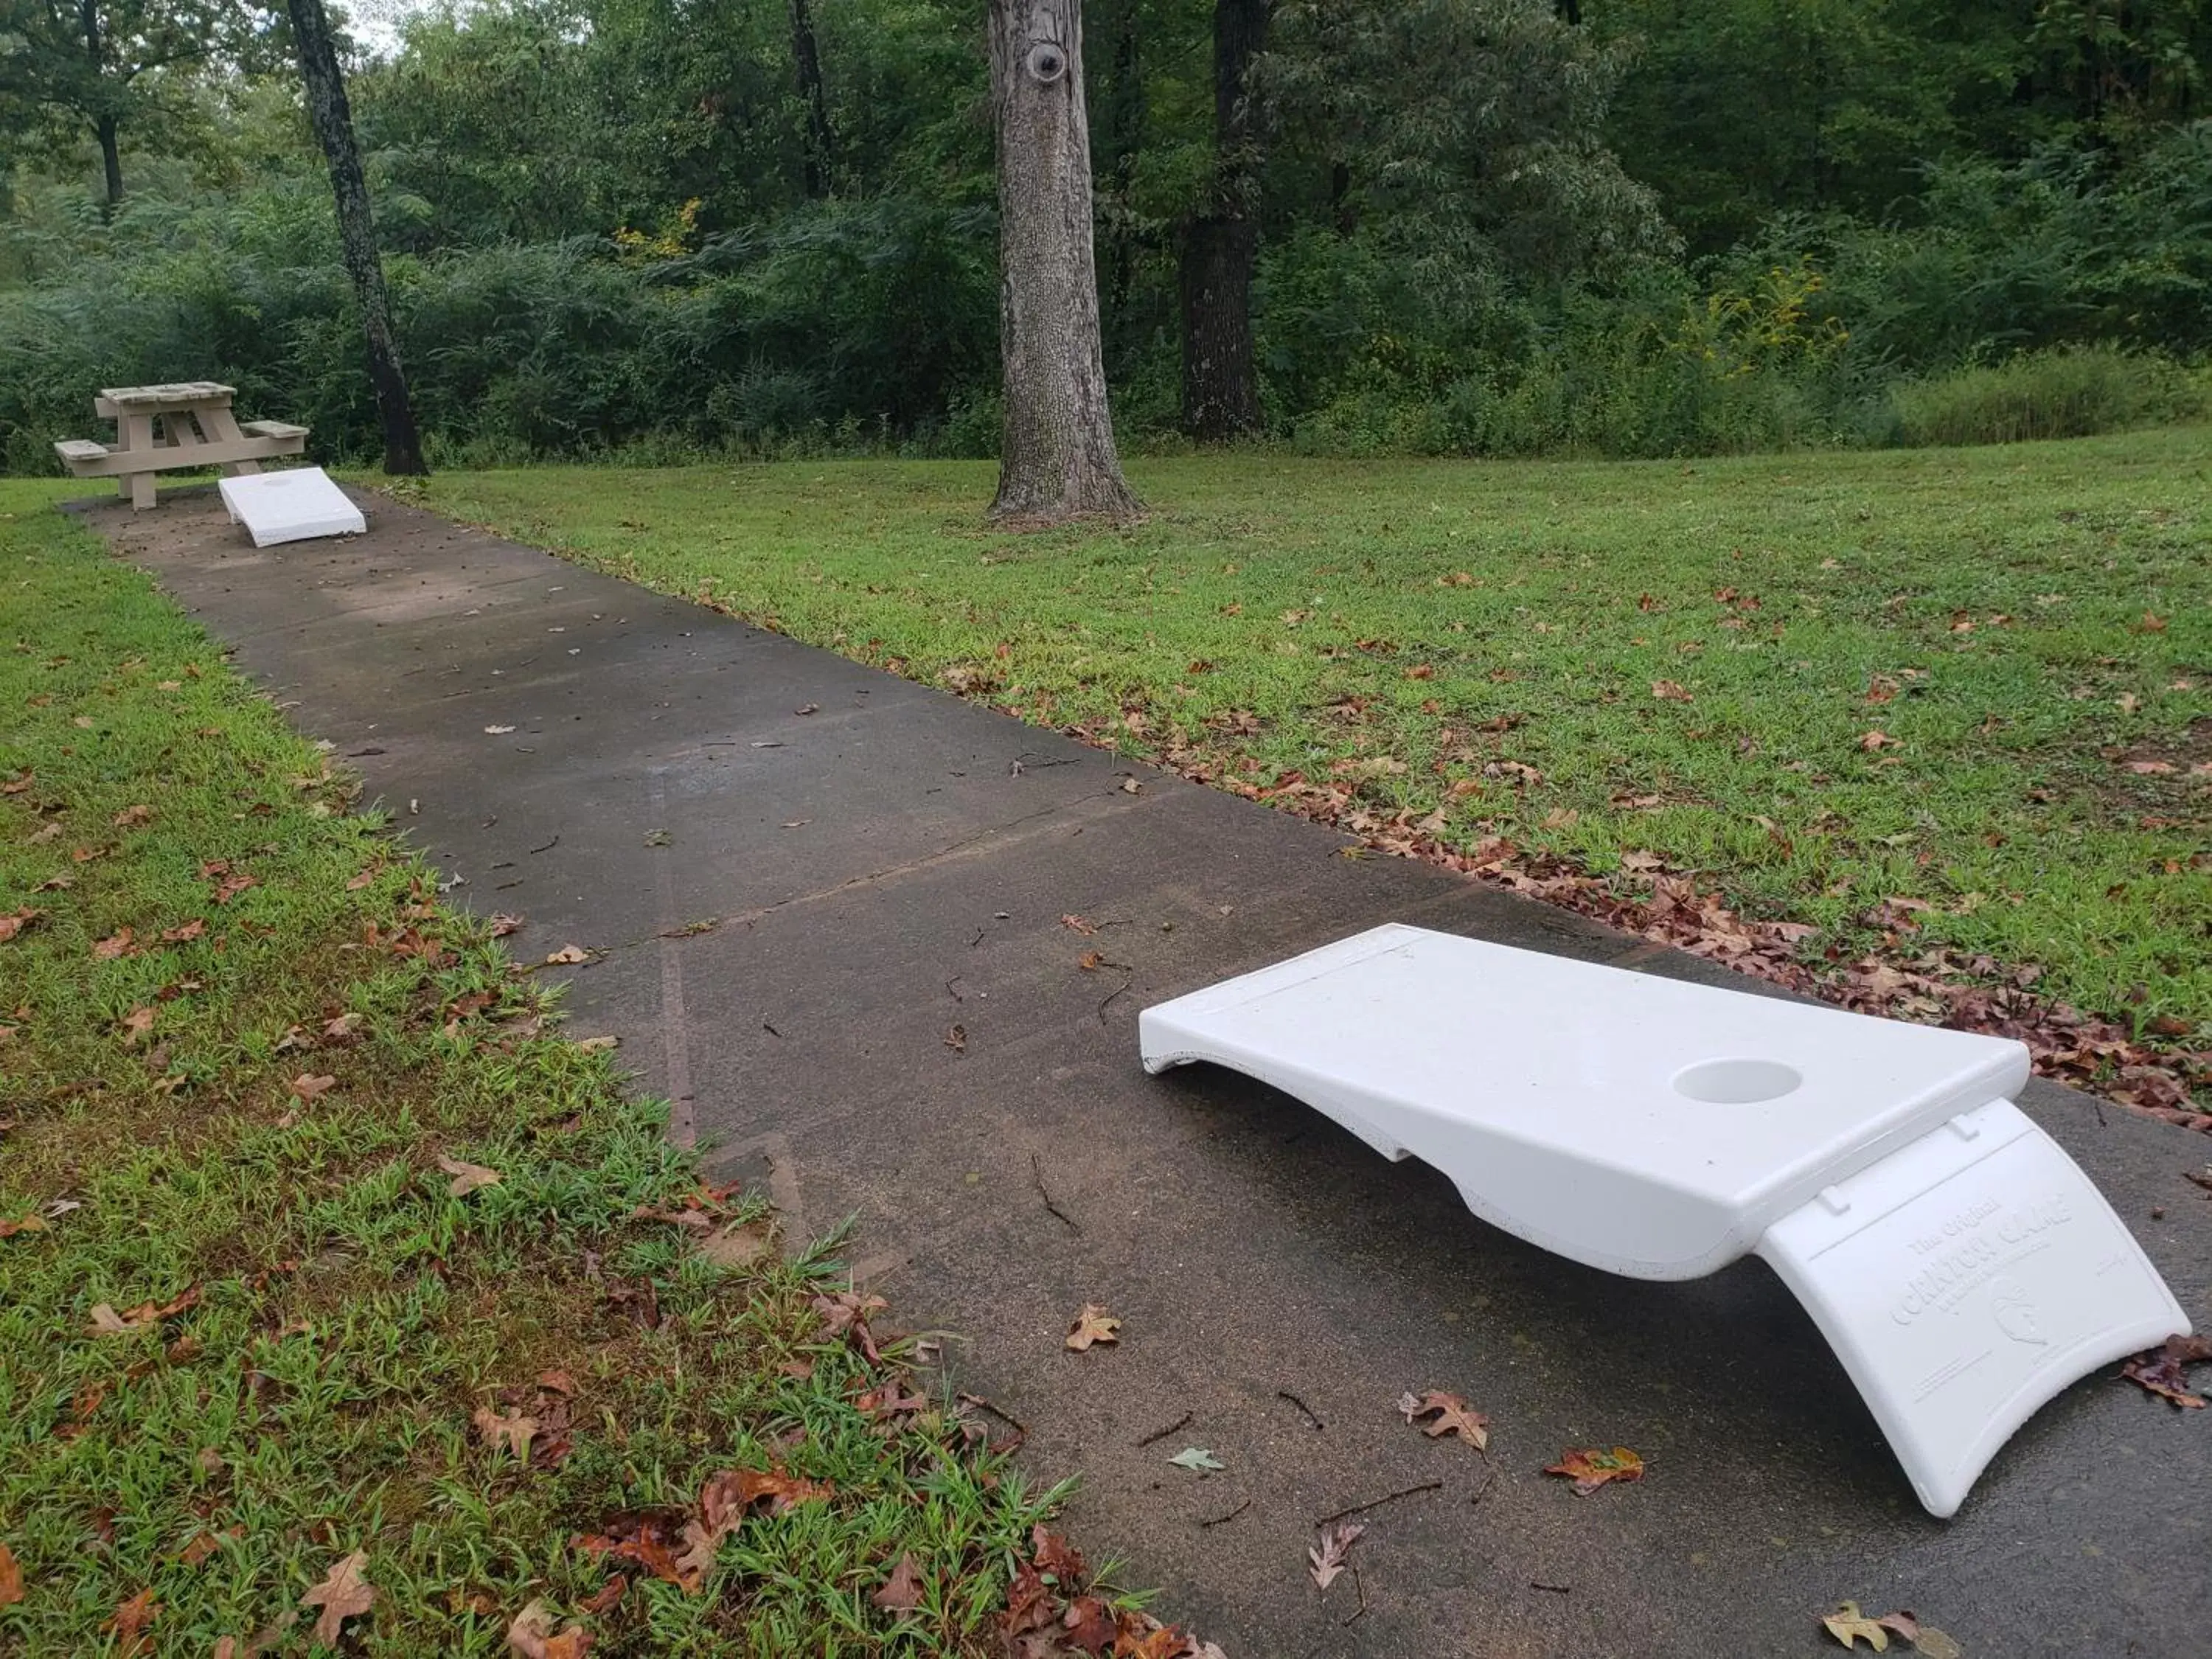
(1138, 924, 2189, 1515)
(218, 467, 364, 546)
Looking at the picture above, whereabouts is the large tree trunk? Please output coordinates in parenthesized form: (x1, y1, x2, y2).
(95, 113, 124, 208)
(1179, 0, 1268, 441)
(789, 0, 836, 198)
(286, 0, 427, 476)
(988, 0, 1141, 524)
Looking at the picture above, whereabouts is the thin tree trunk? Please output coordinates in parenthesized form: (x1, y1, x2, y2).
(95, 114, 124, 207)
(285, 0, 427, 476)
(789, 0, 836, 197)
(1179, 0, 1267, 441)
(81, 0, 123, 207)
(1099, 0, 1144, 327)
(988, 0, 1141, 524)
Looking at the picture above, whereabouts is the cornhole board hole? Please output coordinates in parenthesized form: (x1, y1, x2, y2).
(1138, 925, 2189, 1517)
(217, 467, 365, 547)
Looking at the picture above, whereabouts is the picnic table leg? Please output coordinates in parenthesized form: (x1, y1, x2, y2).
(197, 405, 263, 476)
(121, 414, 157, 511)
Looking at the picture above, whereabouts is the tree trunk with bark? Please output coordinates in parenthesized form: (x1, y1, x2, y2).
(95, 113, 124, 207)
(286, 0, 427, 476)
(789, 0, 836, 197)
(81, 0, 124, 207)
(987, 0, 1141, 524)
(1179, 0, 1268, 441)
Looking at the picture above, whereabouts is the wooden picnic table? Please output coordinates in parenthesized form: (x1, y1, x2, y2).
(55, 383, 308, 511)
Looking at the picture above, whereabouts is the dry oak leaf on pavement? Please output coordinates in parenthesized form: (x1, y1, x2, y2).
(1545, 1445, 1645, 1495)
(507, 1597, 592, 1658)
(302, 1551, 375, 1646)
(2121, 1332, 2212, 1408)
(1820, 1601, 1963, 1656)
(438, 1155, 504, 1197)
(1308, 1520, 1363, 1591)
(1065, 1303, 1121, 1351)
(1398, 1388, 1490, 1450)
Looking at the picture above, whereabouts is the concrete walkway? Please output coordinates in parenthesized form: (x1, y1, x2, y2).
(86, 487, 2211, 1657)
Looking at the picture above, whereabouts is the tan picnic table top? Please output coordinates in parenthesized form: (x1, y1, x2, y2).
(99, 382, 238, 409)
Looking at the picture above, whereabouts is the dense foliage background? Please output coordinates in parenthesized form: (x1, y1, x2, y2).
(4, 0, 2211, 470)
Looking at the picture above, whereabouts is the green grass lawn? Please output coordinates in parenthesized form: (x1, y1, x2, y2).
(411, 431, 2211, 1092)
(0, 484, 1192, 1655)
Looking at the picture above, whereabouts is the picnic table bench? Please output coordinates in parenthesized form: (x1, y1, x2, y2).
(55, 383, 309, 511)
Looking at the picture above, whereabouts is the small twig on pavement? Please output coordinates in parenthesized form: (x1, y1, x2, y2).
(1198, 1499, 1251, 1528)
(1341, 1563, 1369, 1627)
(1276, 1390, 1324, 1430)
(967, 927, 985, 948)
(527, 834, 560, 855)
(1530, 1580, 1571, 1595)
(1313, 1480, 1443, 1528)
(762, 1020, 782, 1039)
(1135, 1411, 1193, 1448)
(1031, 1152, 1079, 1232)
(945, 975, 964, 1003)
(1097, 977, 1133, 1024)
(1468, 1469, 1498, 1509)
(957, 1392, 1028, 1437)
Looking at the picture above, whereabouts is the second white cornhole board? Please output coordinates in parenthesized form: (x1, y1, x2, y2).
(218, 466, 365, 547)
(1138, 924, 2189, 1517)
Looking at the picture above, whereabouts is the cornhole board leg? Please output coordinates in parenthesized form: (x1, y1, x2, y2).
(1756, 1099, 2187, 1517)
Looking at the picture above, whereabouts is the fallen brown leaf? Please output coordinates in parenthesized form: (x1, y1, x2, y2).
(288, 1074, 336, 1102)
(1545, 1445, 1644, 1494)
(0, 1541, 21, 1607)
(161, 919, 206, 944)
(578, 1575, 626, 1615)
(1065, 1303, 1121, 1352)
(1651, 679, 1693, 703)
(112, 804, 153, 828)
(872, 1551, 925, 1613)
(943, 1023, 966, 1053)
(437, 1155, 503, 1197)
(475, 1404, 540, 1459)
(2121, 1333, 2211, 1408)
(92, 928, 136, 959)
(1859, 729, 1899, 751)
(302, 1551, 375, 1646)
(1307, 1520, 1363, 1591)
(103, 1587, 159, 1655)
(0, 908, 43, 943)
(506, 1598, 591, 1658)
(488, 914, 525, 936)
(544, 945, 591, 965)
(119, 1006, 156, 1046)
(1397, 1388, 1489, 1450)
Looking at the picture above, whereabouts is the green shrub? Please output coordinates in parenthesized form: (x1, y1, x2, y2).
(1888, 346, 2210, 448)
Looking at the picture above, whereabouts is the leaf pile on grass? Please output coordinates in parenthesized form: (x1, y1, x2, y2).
(0, 493, 1070, 1655)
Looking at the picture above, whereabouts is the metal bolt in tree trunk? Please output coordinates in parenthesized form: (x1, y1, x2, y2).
(285, 0, 427, 477)
(987, 0, 1141, 525)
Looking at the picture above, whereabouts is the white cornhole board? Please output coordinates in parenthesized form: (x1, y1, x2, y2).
(218, 467, 365, 547)
(1138, 925, 2189, 1517)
